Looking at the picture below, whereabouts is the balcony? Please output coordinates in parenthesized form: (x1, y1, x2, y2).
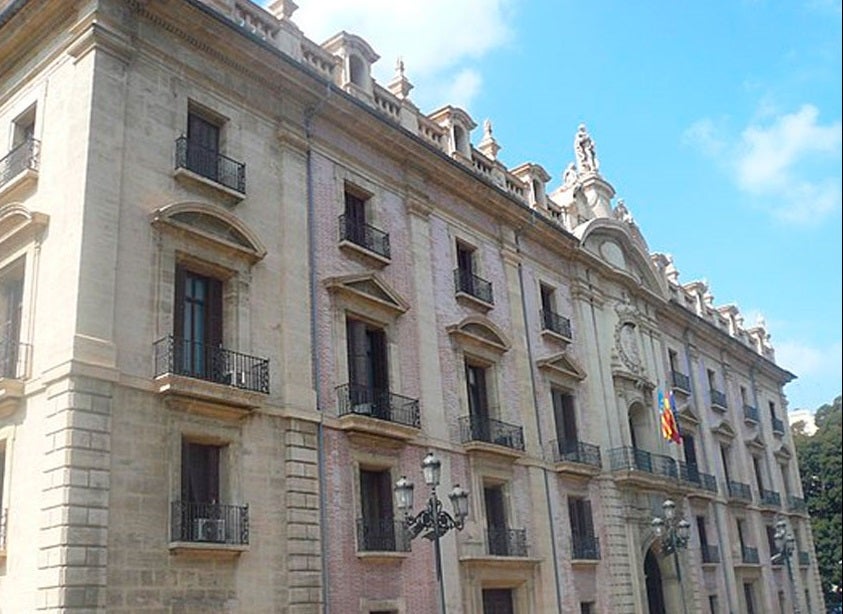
(487, 526, 528, 557)
(338, 214, 391, 264)
(608, 447, 678, 489)
(771, 416, 785, 436)
(174, 136, 246, 198)
(787, 496, 807, 513)
(571, 534, 600, 561)
(540, 309, 572, 341)
(701, 544, 720, 564)
(671, 370, 691, 394)
(740, 545, 760, 565)
(356, 517, 410, 555)
(710, 388, 728, 411)
(743, 404, 759, 424)
(336, 384, 420, 443)
(153, 336, 269, 418)
(727, 480, 753, 504)
(0, 138, 40, 197)
(759, 489, 781, 509)
(0, 508, 6, 555)
(0, 334, 30, 418)
(798, 551, 810, 567)
(549, 440, 602, 477)
(460, 415, 524, 458)
(678, 462, 718, 495)
(170, 501, 249, 554)
(453, 269, 494, 308)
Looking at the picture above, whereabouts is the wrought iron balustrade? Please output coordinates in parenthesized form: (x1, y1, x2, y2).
(549, 439, 602, 469)
(170, 501, 249, 545)
(728, 481, 753, 502)
(153, 336, 269, 394)
(798, 551, 810, 566)
(355, 517, 410, 553)
(771, 416, 785, 435)
(760, 489, 781, 508)
(608, 447, 677, 480)
(0, 508, 6, 551)
(571, 533, 600, 560)
(336, 383, 420, 428)
(698, 472, 718, 493)
(1, 331, 30, 380)
(453, 269, 494, 304)
(486, 526, 527, 557)
(710, 388, 728, 409)
(0, 138, 39, 189)
(338, 214, 391, 259)
(671, 370, 691, 393)
(540, 309, 572, 339)
(459, 415, 524, 451)
(787, 496, 807, 513)
(175, 136, 246, 194)
(701, 544, 720, 564)
(741, 545, 759, 564)
(743, 404, 759, 423)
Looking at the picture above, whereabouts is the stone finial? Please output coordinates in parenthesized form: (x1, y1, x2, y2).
(477, 118, 501, 160)
(267, 0, 298, 19)
(574, 123, 599, 174)
(387, 57, 414, 100)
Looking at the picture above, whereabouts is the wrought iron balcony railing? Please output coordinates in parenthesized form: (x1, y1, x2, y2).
(727, 480, 753, 503)
(710, 388, 728, 410)
(671, 370, 691, 393)
(453, 269, 494, 305)
(787, 496, 807, 513)
(771, 416, 785, 435)
(175, 136, 246, 194)
(701, 544, 720, 564)
(540, 309, 572, 339)
(759, 489, 781, 508)
(743, 404, 759, 423)
(338, 214, 391, 259)
(608, 447, 678, 480)
(571, 533, 600, 560)
(741, 545, 759, 564)
(1, 331, 30, 380)
(153, 336, 269, 394)
(356, 517, 410, 553)
(798, 551, 810, 566)
(0, 508, 6, 551)
(0, 138, 40, 190)
(170, 501, 249, 545)
(549, 440, 602, 469)
(336, 383, 420, 428)
(487, 526, 527, 557)
(460, 415, 524, 451)
(677, 462, 717, 493)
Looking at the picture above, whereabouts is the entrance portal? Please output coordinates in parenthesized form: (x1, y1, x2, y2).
(645, 548, 666, 614)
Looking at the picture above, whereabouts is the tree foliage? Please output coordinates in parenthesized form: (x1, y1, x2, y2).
(792, 395, 843, 607)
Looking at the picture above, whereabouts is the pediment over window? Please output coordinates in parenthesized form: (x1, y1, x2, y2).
(745, 433, 766, 452)
(324, 273, 409, 317)
(0, 202, 48, 251)
(151, 202, 266, 263)
(710, 419, 736, 440)
(536, 352, 587, 382)
(446, 316, 510, 354)
(676, 402, 700, 428)
(773, 444, 792, 461)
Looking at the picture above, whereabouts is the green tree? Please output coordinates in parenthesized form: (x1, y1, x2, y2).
(792, 395, 842, 608)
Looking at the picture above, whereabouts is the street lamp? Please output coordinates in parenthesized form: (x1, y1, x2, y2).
(651, 499, 691, 614)
(773, 518, 801, 614)
(394, 451, 469, 614)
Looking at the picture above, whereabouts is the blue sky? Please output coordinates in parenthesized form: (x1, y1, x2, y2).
(279, 0, 842, 413)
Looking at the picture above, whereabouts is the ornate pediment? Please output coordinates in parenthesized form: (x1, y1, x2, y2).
(675, 401, 700, 428)
(447, 316, 510, 355)
(0, 202, 48, 252)
(710, 419, 736, 440)
(324, 273, 409, 317)
(773, 444, 792, 461)
(745, 433, 766, 452)
(536, 352, 587, 382)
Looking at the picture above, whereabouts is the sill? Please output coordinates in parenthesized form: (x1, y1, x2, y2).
(726, 497, 752, 508)
(338, 239, 391, 267)
(356, 550, 409, 562)
(338, 414, 419, 448)
(772, 430, 784, 438)
(174, 167, 245, 202)
(455, 291, 494, 312)
(552, 460, 601, 479)
(711, 403, 727, 413)
(671, 386, 691, 397)
(701, 561, 720, 567)
(0, 168, 38, 200)
(168, 541, 248, 557)
(744, 417, 759, 426)
(0, 377, 25, 418)
(571, 558, 601, 567)
(540, 328, 572, 344)
(459, 554, 540, 571)
(463, 440, 524, 461)
(155, 373, 265, 420)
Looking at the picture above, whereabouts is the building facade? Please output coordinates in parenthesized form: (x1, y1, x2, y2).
(0, 0, 825, 612)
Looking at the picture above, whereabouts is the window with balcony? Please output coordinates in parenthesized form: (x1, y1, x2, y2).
(343, 317, 393, 419)
(454, 240, 493, 306)
(569, 497, 599, 560)
(708, 368, 727, 410)
(357, 467, 404, 553)
(483, 484, 525, 557)
(2, 105, 39, 195)
(743, 582, 757, 614)
(769, 401, 784, 435)
(697, 516, 718, 563)
(540, 283, 571, 339)
(175, 106, 245, 196)
(0, 261, 23, 380)
(338, 186, 390, 262)
(175, 265, 223, 381)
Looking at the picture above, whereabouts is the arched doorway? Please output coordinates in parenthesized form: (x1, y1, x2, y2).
(645, 548, 666, 614)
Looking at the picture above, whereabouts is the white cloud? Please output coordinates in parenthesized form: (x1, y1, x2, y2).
(284, 0, 516, 111)
(776, 339, 842, 410)
(684, 104, 842, 224)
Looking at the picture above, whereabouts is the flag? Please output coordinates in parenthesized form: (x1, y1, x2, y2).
(659, 388, 682, 444)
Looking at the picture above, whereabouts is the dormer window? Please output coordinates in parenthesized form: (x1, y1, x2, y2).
(453, 125, 468, 156)
(349, 55, 366, 87)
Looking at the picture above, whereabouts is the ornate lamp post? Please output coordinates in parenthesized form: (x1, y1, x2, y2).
(774, 518, 801, 614)
(651, 499, 691, 614)
(394, 451, 469, 614)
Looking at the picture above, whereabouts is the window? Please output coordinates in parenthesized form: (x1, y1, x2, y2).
(743, 582, 757, 614)
(736, 518, 747, 550)
(768, 401, 777, 421)
(343, 188, 368, 245)
(346, 317, 389, 416)
(178, 440, 223, 542)
(682, 434, 699, 480)
(740, 386, 748, 406)
(484, 484, 509, 555)
(174, 264, 223, 380)
(540, 283, 571, 338)
(569, 497, 598, 559)
(552, 388, 578, 451)
(482, 588, 514, 614)
(456, 241, 476, 281)
(766, 524, 779, 560)
(580, 603, 595, 614)
(696, 516, 709, 549)
(12, 105, 36, 147)
(707, 369, 716, 390)
(708, 595, 719, 614)
(0, 260, 24, 379)
(338, 185, 390, 260)
(186, 110, 221, 182)
(465, 361, 491, 439)
(719, 445, 731, 483)
(540, 283, 555, 316)
(358, 468, 397, 551)
(752, 456, 764, 492)
(348, 55, 366, 87)
(454, 240, 492, 304)
(668, 349, 679, 372)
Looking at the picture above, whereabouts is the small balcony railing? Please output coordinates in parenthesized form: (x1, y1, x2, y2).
(741, 545, 759, 564)
(170, 501, 249, 545)
(771, 416, 785, 435)
(460, 415, 524, 451)
(787, 496, 807, 513)
(571, 533, 600, 560)
(608, 447, 677, 479)
(338, 214, 391, 259)
(153, 336, 269, 394)
(540, 309, 572, 339)
(671, 370, 691, 393)
(336, 383, 420, 428)
(453, 269, 494, 305)
(0, 508, 6, 551)
(798, 551, 810, 566)
(356, 517, 410, 553)
(487, 526, 527, 557)
(0, 138, 40, 190)
(1, 333, 30, 380)
(701, 544, 720, 564)
(710, 388, 728, 410)
(175, 136, 246, 194)
(549, 440, 602, 469)
(728, 480, 753, 503)
(678, 462, 717, 493)
(743, 404, 759, 423)
(760, 489, 781, 508)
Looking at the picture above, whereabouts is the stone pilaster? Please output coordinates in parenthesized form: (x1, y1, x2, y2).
(598, 478, 636, 613)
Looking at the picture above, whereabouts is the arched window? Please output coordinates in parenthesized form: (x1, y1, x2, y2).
(349, 55, 366, 87)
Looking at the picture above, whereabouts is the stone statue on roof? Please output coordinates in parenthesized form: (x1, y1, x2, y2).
(574, 123, 599, 173)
